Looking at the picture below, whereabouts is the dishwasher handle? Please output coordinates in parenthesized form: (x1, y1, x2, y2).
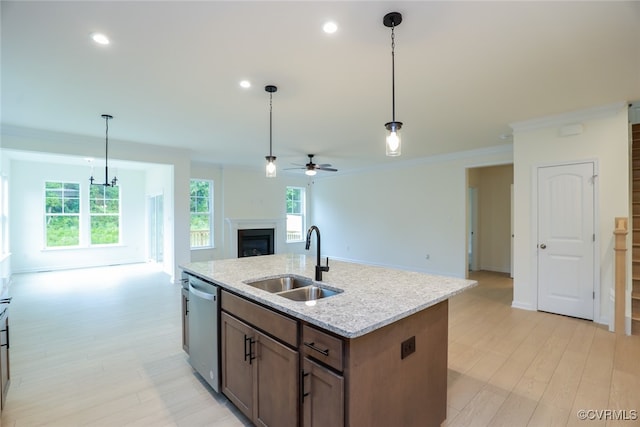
(189, 282, 217, 302)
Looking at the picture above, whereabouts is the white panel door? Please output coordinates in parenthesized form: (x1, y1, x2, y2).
(537, 162, 594, 320)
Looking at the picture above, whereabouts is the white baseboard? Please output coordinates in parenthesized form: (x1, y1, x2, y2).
(511, 300, 535, 311)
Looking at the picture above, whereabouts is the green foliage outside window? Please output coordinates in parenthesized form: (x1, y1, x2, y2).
(90, 185, 120, 245)
(286, 187, 303, 214)
(45, 182, 80, 247)
(190, 180, 213, 247)
(286, 187, 305, 242)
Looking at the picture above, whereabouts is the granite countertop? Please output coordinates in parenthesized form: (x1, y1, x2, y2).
(181, 253, 476, 339)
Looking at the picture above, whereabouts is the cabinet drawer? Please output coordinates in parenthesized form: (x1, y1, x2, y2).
(302, 324, 343, 372)
(221, 290, 297, 347)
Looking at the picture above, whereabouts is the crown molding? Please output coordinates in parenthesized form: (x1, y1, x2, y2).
(509, 102, 627, 133)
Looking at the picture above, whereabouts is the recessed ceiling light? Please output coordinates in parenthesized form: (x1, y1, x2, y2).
(90, 33, 110, 45)
(323, 21, 338, 34)
(239, 80, 251, 89)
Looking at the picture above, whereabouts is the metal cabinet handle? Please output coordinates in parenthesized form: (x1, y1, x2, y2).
(300, 370, 310, 402)
(244, 335, 256, 364)
(540, 243, 547, 249)
(303, 341, 329, 356)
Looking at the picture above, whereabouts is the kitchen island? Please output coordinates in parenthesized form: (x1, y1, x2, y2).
(181, 254, 476, 427)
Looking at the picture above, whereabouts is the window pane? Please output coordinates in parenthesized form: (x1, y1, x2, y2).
(190, 179, 214, 248)
(91, 216, 119, 244)
(105, 199, 119, 213)
(46, 197, 62, 213)
(45, 181, 81, 247)
(89, 185, 101, 198)
(64, 198, 80, 213)
(45, 182, 62, 191)
(104, 186, 119, 199)
(90, 185, 120, 244)
(46, 215, 79, 247)
(286, 187, 305, 242)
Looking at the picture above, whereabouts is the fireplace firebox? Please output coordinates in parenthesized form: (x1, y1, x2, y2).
(237, 228, 275, 258)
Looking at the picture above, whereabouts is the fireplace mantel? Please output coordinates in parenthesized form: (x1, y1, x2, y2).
(225, 218, 286, 259)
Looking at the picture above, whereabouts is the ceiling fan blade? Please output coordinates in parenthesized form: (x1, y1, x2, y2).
(316, 167, 338, 172)
(283, 166, 306, 170)
(317, 163, 332, 168)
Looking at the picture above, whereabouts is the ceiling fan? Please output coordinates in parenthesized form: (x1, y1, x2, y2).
(286, 154, 338, 176)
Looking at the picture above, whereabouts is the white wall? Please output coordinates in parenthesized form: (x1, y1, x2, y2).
(2, 126, 191, 281)
(512, 103, 629, 326)
(0, 152, 10, 293)
(309, 147, 513, 278)
(219, 167, 310, 259)
(10, 159, 146, 272)
(145, 163, 175, 275)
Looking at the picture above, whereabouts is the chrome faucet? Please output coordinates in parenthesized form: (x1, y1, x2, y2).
(305, 225, 329, 281)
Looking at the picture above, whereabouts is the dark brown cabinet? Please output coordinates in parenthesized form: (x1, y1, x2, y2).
(221, 294, 298, 427)
(221, 312, 254, 418)
(302, 357, 343, 427)
(219, 289, 448, 427)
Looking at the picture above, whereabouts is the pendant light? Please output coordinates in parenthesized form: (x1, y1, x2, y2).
(383, 12, 403, 157)
(90, 114, 118, 186)
(265, 85, 278, 178)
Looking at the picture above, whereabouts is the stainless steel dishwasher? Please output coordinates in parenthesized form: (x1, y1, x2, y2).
(187, 274, 220, 392)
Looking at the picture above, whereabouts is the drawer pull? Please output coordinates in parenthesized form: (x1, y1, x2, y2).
(303, 341, 329, 356)
(244, 335, 256, 365)
(301, 371, 310, 402)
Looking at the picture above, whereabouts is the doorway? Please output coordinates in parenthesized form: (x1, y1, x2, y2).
(537, 162, 595, 320)
(466, 164, 514, 277)
(148, 194, 164, 263)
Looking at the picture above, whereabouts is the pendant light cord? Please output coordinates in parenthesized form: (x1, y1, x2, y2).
(391, 23, 396, 122)
(269, 92, 273, 157)
(104, 116, 109, 185)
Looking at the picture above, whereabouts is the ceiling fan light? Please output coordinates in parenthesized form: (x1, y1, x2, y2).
(385, 121, 402, 156)
(265, 155, 277, 178)
(305, 168, 317, 176)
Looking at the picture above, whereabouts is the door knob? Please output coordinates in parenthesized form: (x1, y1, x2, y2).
(539, 243, 547, 249)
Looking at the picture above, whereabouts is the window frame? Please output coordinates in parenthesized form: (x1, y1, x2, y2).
(89, 184, 121, 246)
(190, 179, 214, 249)
(286, 186, 306, 243)
(44, 181, 81, 248)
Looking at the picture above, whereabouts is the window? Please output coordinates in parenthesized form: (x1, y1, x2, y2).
(45, 181, 80, 247)
(190, 179, 214, 248)
(286, 187, 305, 242)
(90, 185, 120, 245)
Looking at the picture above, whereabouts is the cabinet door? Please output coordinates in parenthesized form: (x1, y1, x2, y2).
(254, 331, 298, 427)
(181, 287, 189, 353)
(221, 312, 255, 420)
(302, 357, 344, 427)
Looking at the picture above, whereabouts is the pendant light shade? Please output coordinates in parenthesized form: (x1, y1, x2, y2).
(90, 114, 118, 186)
(383, 12, 403, 157)
(265, 85, 278, 178)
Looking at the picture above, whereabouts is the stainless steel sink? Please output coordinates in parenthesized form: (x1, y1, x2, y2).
(244, 275, 342, 302)
(277, 286, 342, 301)
(245, 275, 314, 293)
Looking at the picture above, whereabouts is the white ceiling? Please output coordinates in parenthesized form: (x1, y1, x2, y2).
(2, 1, 639, 173)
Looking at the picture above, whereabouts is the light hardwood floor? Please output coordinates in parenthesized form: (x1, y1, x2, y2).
(2, 265, 639, 426)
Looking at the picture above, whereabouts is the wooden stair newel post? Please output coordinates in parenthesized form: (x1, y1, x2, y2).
(613, 217, 628, 334)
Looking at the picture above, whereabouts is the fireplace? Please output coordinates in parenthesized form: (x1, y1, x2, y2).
(237, 228, 275, 258)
